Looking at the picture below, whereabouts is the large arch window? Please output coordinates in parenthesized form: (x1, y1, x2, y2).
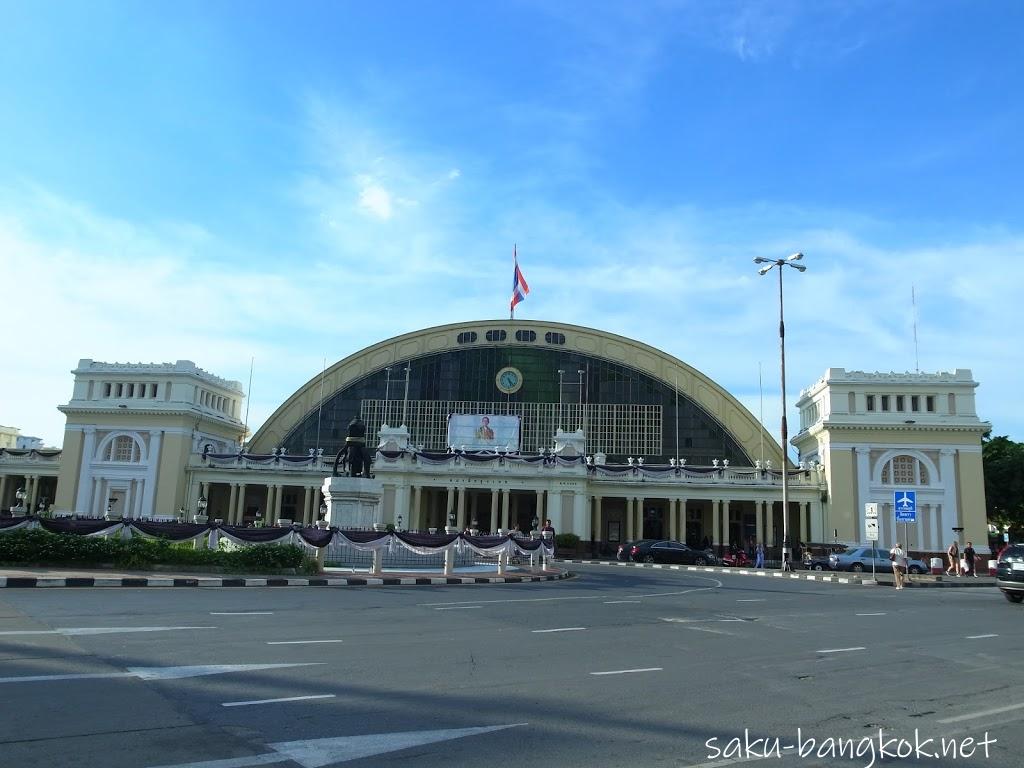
(881, 454, 929, 485)
(103, 435, 142, 463)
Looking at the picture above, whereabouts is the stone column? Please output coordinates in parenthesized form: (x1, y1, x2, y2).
(446, 486, 455, 527)
(535, 489, 545, 526)
(669, 498, 678, 541)
(755, 500, 766, 546)
(501, 487, 511, 530)
(722, 500, 731, 548)
(27, 475, 40, 512)
(302, 486, 312, 526)
(592, 495, 603, 546)
(412, 485, 422, 531)
(490, 488, 500, 533)
(625, 498, 634, 543)
(0, 475, 7, 511)
(273, 484, 284, 521)
(939, 448, 958, 542)
(227, 484, 238, 524)
(456, 486, 467, 529)
(236, 483, 247, 524)
(636, 496, 646, 540)
(547, 490, 563, 532)
(572, 492, 587, 540)
(713, 500, 723, 549)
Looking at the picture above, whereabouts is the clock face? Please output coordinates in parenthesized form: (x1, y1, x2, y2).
(495, 366, 523, 394)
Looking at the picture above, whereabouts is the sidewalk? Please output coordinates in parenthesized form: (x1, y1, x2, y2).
(557, 558, 997, 588)
(0, 565, 571, 588)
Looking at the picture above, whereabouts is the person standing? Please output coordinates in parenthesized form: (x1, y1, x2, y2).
(755, 542, 765, 569)
(890, 541, 908, 589)
(964, 541, 977, 577)
(946, 541, 961, 576)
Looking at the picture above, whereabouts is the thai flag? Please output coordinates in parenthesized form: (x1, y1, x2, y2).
(510, 245, 530, 316)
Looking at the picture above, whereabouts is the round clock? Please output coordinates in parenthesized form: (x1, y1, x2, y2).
(495, 366, 523, 394)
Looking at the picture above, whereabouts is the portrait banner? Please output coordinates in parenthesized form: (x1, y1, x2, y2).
(446, 413, 520, 451)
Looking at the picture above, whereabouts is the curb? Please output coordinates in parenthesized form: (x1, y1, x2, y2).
(555, 559, 995, 589)
(0, 571, 573, 589)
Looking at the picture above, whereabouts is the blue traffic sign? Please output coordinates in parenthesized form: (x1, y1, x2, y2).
(894, 490, 917, 523)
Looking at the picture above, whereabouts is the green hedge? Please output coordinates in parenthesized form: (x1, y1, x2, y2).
(554, 533, 580, 550)
(0, 529, 311, 571)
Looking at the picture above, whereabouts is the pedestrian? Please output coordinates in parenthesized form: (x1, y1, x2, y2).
(755, 541, 765, 569)
(946, 541, 961, 576)
(890, 541, 908, 589)
(964, 541, 977, 577)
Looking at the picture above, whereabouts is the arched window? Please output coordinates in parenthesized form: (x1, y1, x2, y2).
(104, 435, 141, 463)
(881, 454, 929, 485)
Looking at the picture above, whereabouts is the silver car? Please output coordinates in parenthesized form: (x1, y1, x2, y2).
(829, 546, 927, 574)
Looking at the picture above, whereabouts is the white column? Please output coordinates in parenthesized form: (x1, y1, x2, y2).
(547, 490, 563, 532)
(227, 484, 238, 524)
(536, 489, 545, 527)
(636, 496, 645, 540)
(302, 486, 312, 526)
(236, 483, 247, 524)
(625, 498, 634, 542)
(572, 491, 587, 539)
(75, 427, 98, 513)
(501, 488, 511, 530)
(140, 430, 162, 518)
(412, 485, 423, 530)
(27, 475, 40, 512)
(490, 488, 500, 532)
(394, 483, 410, 528)
(456, 486, 467, 529)
(722, 499, 731, 547)
(91, 478, 103, 518)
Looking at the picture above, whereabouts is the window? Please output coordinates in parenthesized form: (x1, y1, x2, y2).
(115, 383, 124, 397)
(896, 395, 904, 411)
(881, 454, 929, 485)
(926, 395, 936, 412)
(105, 435, 140, 463)
(515, 330, 536, 342)
(126, 383, 134, 397)
(948, 393, 957, 415)
(456, 332, 478, 344)
(866, 395, 875, 411)
(103, 383, 111, 398)
(150, 383, 158, 398)
(881, 395, 890, 412)
(911, 395, 920, 412)
(485, 330, 506, 342)
(544, 332, 565, 345)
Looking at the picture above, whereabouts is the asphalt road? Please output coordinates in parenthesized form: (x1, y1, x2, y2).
(1, 565, 1021, 768)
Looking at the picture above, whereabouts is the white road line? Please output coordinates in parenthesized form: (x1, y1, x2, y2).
(433, 606, 482, 610)
(418, 578, 722, 607)
(222, 694, 335, 707)
(590, 667, 662, 676)
(266, 640, 344, 645)
(531, 627, 585, 633)
(966, 633, 999, 639)
(736, 599, 765, 602)
(0, 626, 216, 636)
(210, 612, 274, 616)
(0, 663, 324, 685)
(856, 613, 886, 616)
(817, 647, 866, 654)
(604, 600, 642, 604)
(938, 701, 1024, 724)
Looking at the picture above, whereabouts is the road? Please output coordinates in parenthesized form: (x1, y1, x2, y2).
(1, 565, 1021, 768)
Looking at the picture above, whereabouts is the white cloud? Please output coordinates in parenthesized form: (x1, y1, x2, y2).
(356, 177, 394, 220)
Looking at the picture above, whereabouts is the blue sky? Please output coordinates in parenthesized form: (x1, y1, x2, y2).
(2, 0, 1022, 448)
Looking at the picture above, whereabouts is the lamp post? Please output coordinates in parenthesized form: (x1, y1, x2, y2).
(754, 252, 806, 571)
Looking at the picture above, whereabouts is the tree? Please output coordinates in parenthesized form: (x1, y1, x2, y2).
(983, 434, 1024, 535)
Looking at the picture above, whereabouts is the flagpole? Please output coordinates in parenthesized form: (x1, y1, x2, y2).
(510, 244, 516, 320)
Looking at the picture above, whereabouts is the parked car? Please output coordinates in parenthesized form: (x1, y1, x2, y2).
(996, 543, 1024, 603)
(617, 539, 717, 566)
(801, 543, 848, 571)
(829, 546, 927, 574)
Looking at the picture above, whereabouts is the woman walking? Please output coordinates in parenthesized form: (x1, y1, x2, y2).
(946, 541, 961, 576)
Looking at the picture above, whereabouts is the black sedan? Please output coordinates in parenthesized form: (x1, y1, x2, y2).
(996, 543, 1024, 603)
(616, 539, 717, 566)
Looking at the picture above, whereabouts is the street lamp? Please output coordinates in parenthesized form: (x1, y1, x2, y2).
(754, 252, 806, 571)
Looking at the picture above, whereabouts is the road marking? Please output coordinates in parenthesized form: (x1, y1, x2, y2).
(966, 633, 998, 639)
(223, 694, 336, 707)
(0, 662, 324, 685)
(736, 599, 765, 602)
(590, 667, 662, 676)
(433, 606, 482, 610)
(531, 627, 585, 633)
(817, 647, 866, 654)
(0, 626, 216, 636)
(938, 701, 1024, 724)
(266, 640, 344, 645)
(144, 723, 527, 768)
(210, 612, 274, 616)
(684, 626, 736, 636)
(418, 578, 722, 607)
(856, 613, 886, 616)
(604, 600, 642, 604)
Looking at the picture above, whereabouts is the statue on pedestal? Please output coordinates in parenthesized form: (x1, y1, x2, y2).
(333, 416, 372, 478)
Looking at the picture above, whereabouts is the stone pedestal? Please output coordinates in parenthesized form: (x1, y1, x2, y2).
(321, 476, 384, 530)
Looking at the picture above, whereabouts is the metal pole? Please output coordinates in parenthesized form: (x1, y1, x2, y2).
(557, 370, 564, 432)
(384, 367, 392, 426)
(778, 266, 791, 571)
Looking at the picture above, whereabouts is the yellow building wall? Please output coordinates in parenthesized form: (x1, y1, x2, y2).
(957, 451, 990, 550)
(54, 429, 84, 511)
(824, 447, 858, 541)
(155, 431, 192, 517)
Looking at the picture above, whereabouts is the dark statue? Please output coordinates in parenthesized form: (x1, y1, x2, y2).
(332, 416, 372, 478)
